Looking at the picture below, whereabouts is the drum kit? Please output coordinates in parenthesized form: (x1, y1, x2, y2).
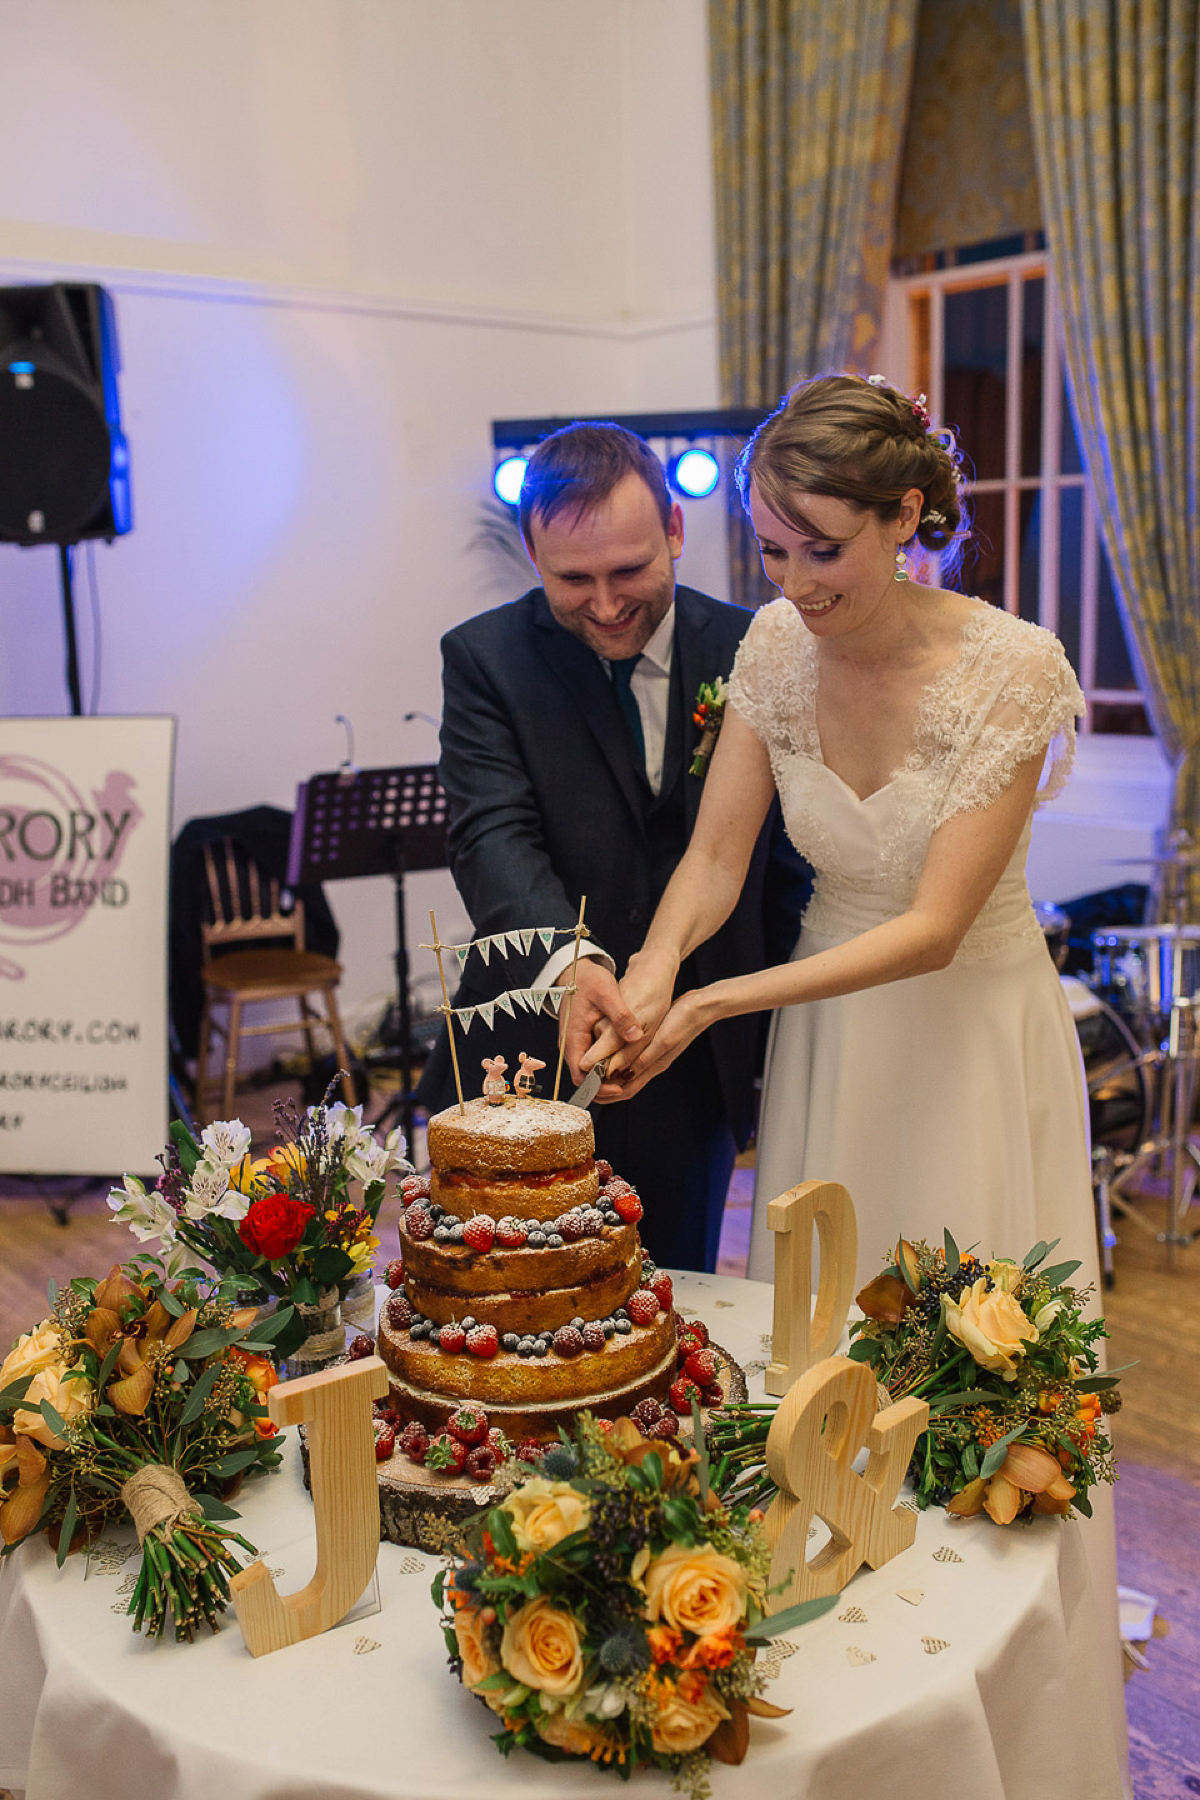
(1045, 844, 1200, 1285)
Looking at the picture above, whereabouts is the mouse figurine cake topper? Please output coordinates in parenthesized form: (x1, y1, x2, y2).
(481, 1054, 509, 1104)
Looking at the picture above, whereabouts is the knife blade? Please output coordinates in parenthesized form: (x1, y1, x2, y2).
(568, 1058, 608, 1108)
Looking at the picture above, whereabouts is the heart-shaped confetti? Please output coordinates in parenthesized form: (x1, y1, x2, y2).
(397, 1555, 425, 1575)
(922, 1637, 949, 1655)
(838, 1606, 868, 1624)
(896, 1588, 924, 1607)
(933, 1547, 963, 1564)
(268, 1566, 286, 1578)
(807, 1525, 819, 1540)
(713, 1299, 735, 1308)
(353, 1636, 381, 1655)
(845, 1645, 876, 1667)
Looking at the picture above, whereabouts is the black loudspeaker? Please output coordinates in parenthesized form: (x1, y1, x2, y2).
(0, 282, 131, 546)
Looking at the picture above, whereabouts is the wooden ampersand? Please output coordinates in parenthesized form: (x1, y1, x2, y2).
(231, 1355, 389, 1657)
(765, 1179, 858, 1395)
(762, 1355, 928, 1607)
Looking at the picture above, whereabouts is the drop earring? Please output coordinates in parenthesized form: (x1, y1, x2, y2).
(894, 541, 909, 582)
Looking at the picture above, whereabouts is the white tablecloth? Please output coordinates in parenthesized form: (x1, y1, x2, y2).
(0, 1273, 1127, 1800)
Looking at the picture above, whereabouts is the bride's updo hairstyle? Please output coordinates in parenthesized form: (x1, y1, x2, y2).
(736, 372, 968, 576)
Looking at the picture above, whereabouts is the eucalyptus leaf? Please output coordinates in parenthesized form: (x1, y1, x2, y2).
(0, 1374, 34, 1409)
(979, 1423, 1025, 1479)
(56, 1489, 78, 1568)
(183, 1325, 245, 1360)
(243, 1306, 295, 1345)
(155, 1285, 186, 1318)
(943, 1227, 960, 1273)
(431, 1568, 446, 1608)
(193, 1492, 241, 1520)
(177, 1360, 223, 1427)
(1022, 1237, 1060, 1271)
(46, 1276, 59, 1306)
(96, 1339, 124, 1392)
(744, 1592, 839, 1641)
(846, 1337, 881, 1364)
(690, 1397, 710, 1504)
(1036, 1259, 1082, 1289)
(927, 1389, 998, 1415)
(38, 1398, 67, 1438)
(208, 1448, 263, 1477)
(1073, 1488, 1093, 1518)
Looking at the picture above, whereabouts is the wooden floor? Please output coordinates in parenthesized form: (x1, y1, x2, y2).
(2, 1084, 1199, 1797)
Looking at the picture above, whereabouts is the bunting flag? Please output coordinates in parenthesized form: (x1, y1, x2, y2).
(455, 945, 470, 971)
(519, 929, 536, 956)
(476, 937, 492, 967)
(477, 1002, 495, 1031)
(507, 930, 524, 955)
(547, 988, 565, 1016)
(530, 987, 549, 1012)
(495, 991, 515, 1018)
(537, 928, 556, 953)
(457, 1007, 477, 1033)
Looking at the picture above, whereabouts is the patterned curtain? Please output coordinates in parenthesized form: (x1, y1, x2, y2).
(1021, 0, 1200, 874)
(708, 0, 918, 605)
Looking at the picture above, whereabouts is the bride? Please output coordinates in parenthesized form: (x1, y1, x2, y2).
(581, 371, 1097, 1301)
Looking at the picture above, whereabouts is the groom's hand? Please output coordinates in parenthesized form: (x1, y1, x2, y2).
(557, 958, 643, 1086)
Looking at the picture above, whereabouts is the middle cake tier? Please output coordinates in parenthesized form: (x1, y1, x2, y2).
(402, 1221, 642, 1335)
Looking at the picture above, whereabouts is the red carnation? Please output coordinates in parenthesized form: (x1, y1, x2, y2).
(238, 1193, 315, 1259)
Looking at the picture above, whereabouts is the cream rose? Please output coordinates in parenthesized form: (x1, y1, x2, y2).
(13, 1363, 94, 1449)
(643, 1542, 748, 1638)
(536, 1711, 613, 1756)
(985, 1258, 1024, 1295)
(945, 1277, 1037, 1382)
(0, 1322, 63, 1390)
(650, 1680, 728, 1755)
(503, 1478, 590, 1554)
(455, 1606, 500, 1691)
(501, 1596, 584, 1696)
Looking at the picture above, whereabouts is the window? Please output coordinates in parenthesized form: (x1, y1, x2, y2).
(890, 246, 1147, 734)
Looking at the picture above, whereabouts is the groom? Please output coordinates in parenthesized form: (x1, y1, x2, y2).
(416, 423, 809, 1271)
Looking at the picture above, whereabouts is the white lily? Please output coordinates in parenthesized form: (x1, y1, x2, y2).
(199, 1119, 252, 1167)
(106, 1175, 178, 1244)
(182, 1161, 234, 1220)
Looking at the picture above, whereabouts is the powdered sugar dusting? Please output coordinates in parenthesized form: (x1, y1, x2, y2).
(429, 1097, 593, 1155)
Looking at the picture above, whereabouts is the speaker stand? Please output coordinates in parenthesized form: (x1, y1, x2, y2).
(58, 544, 83, 716)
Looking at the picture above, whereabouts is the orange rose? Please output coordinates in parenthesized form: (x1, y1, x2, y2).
(500, 1597, 584, 1696)
(455, 1606, 500, 1692)
(643, 1542, 748, 1638)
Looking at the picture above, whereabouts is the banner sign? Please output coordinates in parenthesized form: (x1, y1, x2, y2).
(0, 717, 175, 1175)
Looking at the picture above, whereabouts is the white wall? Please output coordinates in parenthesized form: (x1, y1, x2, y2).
(0, 0, 721, 1036)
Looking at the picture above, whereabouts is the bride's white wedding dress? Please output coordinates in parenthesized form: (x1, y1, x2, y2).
(730, 596, 1098, 1296)
(730, 598, 1127, 1783)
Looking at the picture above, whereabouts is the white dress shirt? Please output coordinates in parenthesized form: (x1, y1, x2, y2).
(537, 602, 676, 990)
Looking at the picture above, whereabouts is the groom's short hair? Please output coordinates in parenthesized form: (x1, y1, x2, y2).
(518, 422, 672, 543)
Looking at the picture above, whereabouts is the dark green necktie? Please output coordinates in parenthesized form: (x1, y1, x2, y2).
(609, 655, 646, 766)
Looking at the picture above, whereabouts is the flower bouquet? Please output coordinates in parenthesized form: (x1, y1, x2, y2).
(435, 1411, 834, 1794)
(710, 1231, 1121, 1527)
(0, 1260, 291, 1639)
(108, 1097, 409, 1362)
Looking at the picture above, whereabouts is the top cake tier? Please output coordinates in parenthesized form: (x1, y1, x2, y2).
(426, 1096, 598, 1222)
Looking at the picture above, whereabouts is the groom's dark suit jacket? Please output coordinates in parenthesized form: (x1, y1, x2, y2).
(417, 584, 810, 1155)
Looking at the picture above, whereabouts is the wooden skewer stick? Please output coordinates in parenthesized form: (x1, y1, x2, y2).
(552, 894, 588, 1102)
(425, 908, 465, 1113)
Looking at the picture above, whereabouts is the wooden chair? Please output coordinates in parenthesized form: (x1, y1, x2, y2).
(194, 839, 355, 1123)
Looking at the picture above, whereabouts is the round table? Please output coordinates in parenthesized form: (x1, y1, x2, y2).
(0, 1272, 1127, 1800)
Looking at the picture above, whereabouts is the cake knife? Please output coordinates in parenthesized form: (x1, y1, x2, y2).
(568, 1057, 608, 1108)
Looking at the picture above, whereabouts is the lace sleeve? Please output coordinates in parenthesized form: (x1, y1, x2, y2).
(727, 599, 810, 755)
(933, 619, 1085, 829)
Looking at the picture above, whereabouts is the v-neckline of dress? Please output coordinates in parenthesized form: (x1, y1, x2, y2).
(807, 604, 989, 805)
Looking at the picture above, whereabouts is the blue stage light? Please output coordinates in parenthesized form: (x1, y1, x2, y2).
(668, 448, 720, 499)
(494, 455, 528, 506)
(7, 361, 35, 374)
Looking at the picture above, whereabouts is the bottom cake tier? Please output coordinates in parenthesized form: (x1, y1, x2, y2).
(358, 1341, 748, 1551)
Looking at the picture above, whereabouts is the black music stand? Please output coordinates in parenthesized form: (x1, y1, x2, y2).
(288, 764, 449, 1150)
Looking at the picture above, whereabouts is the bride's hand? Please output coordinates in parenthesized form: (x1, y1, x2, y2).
(602, 990, 707, 1100)
(582, 950, 678, 1087)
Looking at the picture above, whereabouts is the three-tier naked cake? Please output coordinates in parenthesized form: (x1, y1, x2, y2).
(376, 1095, 679, 1443)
